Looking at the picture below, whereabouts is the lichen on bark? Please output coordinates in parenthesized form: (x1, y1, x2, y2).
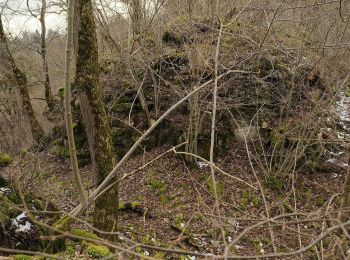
(75, 0, 118, 235)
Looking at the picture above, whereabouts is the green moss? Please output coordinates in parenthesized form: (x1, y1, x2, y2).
(118, 201, 141, 211)
(0, 194, 19, 223)
(53, 215, 71, 231)
(241, 192, 249, 209)
(52, 146, 70, 159)
(316, 196, 325, 206)
(0, 152, 12, 166)
(65, 244, 75, 256)
(13, 255, 33, 260)
(131, 201, 140, 208)
(58, 88, 64, 98)
(147, 178, 167, 195)
(142, 234, 152, 244)
(7, 192, 20, 204)
(135, 195, 143, 201)
(206, 178, 224, 197)
(240, 191, 260, 209)
(122, 79, 133, 88)
(159, 194, 171, 205)
(283, 201, 294, 213)
(265, 176, 284, 193)
(86, 243, 110, 258)
(175, 212, 184, 224)
(71, 228, 98, 240)
(345, 91, 350, 97)
(154, 252, 166, 259)
(251, 239, 263, 254)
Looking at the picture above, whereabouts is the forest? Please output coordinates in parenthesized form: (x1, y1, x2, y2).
(1, 0, 350, 259)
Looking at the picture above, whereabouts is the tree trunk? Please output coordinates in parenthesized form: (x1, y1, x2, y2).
(207, 0, 218, 23)
(75, 0, 118, 234)
(64, 0, 88, 206)
(130, 0, 142, 35)
(339, 155, 350, 222)
(40, 0, 54, 111)
(0, 15, 45, 143)
(185, 90, 199, 163)
(333, 154, 350, 258)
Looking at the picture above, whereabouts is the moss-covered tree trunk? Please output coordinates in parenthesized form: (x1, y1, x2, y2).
(75, 0, 118, 234)
(0, 15, 45, 143)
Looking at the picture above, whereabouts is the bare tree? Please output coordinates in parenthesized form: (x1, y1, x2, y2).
(75, 0, 118, 233)
(0, 15, 45, 143)
(26, 0, 55, 111)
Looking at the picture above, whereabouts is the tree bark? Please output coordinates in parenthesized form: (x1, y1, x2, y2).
(64, 0, 88, 206)
(130, 0, 142, 35)
(333, 154, 350, 257)
(75, 0, 118, 234)
(40, 0, 54, 111)
(0, 15, 45, 143)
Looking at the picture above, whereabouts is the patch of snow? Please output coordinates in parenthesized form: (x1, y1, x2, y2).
(144, 251, 150, 256)
(327, 158, 348, 168)
(197, 161, 209, 169)
(333, 173, 339, 178)
(235, 244, 244, 250)
(327, 158, 337, 164)
(11, 212, 34, 233)
(341, 162, 349, 168)
(0, 187, 13, 195)
(235, 221, 240, 232)
(337, 131, 350, 140)
(328, 151, 345, 156)
(336, 92, 350, 121)
(15, 212, 26, 221)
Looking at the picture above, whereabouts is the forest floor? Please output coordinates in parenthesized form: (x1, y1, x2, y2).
(2, 137, 348, 259)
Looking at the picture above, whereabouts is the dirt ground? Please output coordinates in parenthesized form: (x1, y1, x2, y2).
(1, 139, 346, 258)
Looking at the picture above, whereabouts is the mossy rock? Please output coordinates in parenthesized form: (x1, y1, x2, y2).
(0, 194, 20, 223)
(0, 152, 12, 166)
(118, 201, 140, 210)
(86, 243, 111, 258)
(0, 176, 7, 187)
(71, 228, 99, 240)
(162, 31, 183, 45)
(52, 146, 70, 158)
(7, 192, 20, 204)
